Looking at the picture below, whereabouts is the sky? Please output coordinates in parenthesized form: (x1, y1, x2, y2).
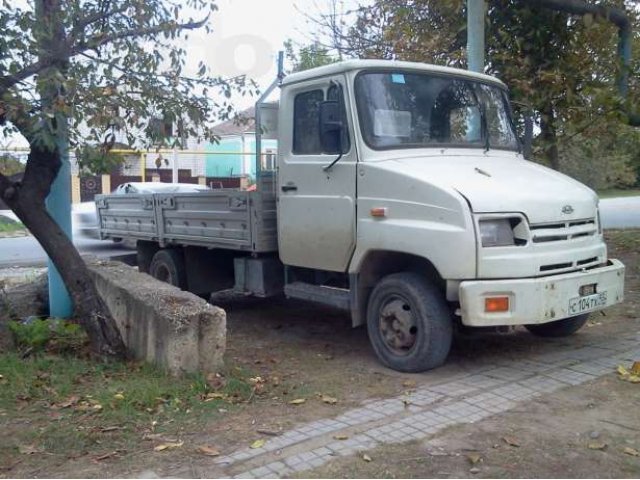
(197, 0, 361, 108)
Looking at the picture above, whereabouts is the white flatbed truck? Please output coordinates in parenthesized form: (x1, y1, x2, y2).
(96, 59, 625, 372)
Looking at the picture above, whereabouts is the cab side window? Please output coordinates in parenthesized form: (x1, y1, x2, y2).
(293, 89, 324, 154)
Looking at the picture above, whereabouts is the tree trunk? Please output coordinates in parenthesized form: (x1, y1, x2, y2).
(0, 150, 127, 359)
(540, 104, 560, 171)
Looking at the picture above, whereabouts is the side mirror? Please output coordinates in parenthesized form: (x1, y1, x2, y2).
(319, 100, 344, 154)
(511, 101, 533, 160)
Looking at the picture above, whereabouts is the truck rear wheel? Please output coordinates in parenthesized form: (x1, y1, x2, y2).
(366, 272, 452, 373)
(149, 249, 187, 290)
(525, 313, 589, 337)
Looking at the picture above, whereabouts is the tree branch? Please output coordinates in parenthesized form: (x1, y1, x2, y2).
(0, 171, 13, 202)
(0, 58, 55, 92)
(1, 11, 208, 94)
(72, 14, 210, 55)
(68, 3, 130, 47)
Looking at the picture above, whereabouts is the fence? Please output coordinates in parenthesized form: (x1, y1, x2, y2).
(1, 147, 276, 204)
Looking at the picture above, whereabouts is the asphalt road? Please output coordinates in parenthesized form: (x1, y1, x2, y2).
(0, 235, 134, 267)
(0, 196, 637, 267)
(599, 196, 640, 229)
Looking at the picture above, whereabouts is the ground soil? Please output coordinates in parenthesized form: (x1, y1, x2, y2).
(0, 230, 638, 478)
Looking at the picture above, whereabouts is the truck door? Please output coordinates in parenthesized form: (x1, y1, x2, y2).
(278, 78, 357, 272)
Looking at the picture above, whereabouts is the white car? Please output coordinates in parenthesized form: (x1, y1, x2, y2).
(112, 182, 211, 195)
(73, 183, 211, 239)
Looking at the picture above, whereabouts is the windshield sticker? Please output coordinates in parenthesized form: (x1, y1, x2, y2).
(391, 73, 406, 84)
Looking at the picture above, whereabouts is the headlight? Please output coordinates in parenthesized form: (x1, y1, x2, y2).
(479, 219, 515, 247)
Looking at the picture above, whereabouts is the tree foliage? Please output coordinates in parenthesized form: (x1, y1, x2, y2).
(284, 40, 339, 73)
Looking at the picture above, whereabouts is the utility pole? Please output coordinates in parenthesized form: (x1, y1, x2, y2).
(46, 117, 73, 318)
(467, 0, 486, 73)
(467, 0, 486, 140)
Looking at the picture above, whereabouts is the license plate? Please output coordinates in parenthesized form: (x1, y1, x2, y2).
(568, 292, 607, 316)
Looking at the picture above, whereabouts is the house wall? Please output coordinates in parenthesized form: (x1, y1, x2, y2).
(204, 135, 278, 179)
(204, 137, 244, 177)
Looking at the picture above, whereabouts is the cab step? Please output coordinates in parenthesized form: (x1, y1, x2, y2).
(284, 282, 350, 310)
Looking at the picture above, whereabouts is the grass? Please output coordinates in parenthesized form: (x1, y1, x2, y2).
(0, 352, 256, 464)
(0, 216, 26, 234)
(605, 229, 640, 251)
(597, 188, 640, 199)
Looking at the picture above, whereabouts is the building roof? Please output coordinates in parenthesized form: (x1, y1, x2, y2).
(281, 59, 506, 88)
(211, 107, 256, 136)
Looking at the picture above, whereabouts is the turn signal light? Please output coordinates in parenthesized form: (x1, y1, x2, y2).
(485, 296, 509, 313)
(370, 207, 387, 218)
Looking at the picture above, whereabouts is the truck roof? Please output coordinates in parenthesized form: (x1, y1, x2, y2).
(281, 59, 507, 88)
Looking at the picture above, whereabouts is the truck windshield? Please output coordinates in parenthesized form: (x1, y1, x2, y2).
(354, 71, 519, 151)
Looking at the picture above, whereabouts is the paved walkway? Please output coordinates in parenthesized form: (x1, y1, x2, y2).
(210, 332, 640, 478)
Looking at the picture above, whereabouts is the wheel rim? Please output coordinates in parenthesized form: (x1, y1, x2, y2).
(154, 264, 171, 284)
(378, 295, 418, 356)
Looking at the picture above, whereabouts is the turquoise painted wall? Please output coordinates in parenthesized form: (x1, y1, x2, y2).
(205, 137, 243, 177)
(205, 136, 278, 179)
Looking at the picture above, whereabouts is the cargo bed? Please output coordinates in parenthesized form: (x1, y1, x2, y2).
(96, 176, 277, 253)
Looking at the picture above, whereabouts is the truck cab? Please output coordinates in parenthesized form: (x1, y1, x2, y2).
(97, 59, 625, 373)
(276, 60, 624, 371)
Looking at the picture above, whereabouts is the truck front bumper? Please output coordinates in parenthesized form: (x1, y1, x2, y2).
(459, 259, 625, 327)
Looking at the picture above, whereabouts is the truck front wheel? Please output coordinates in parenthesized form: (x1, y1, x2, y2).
(366, 272, 453, 373)
(525, 314, 589, 337)
(149, 249, 187, 290)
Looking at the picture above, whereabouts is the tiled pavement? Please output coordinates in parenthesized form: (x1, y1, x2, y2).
(211, 332, 640, 478)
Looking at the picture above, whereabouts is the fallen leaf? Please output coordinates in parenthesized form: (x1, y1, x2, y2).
(362, 453, 372, 462)
(93, 451, 118, 462)
(113, 393, 125, 400)
(467, 453, 482, 464)
(196, 445, 221, 456)
(616, 364, 640, 383)
(333, 434, 349, 440)
(205, 392, 225, 402)
(502, 436, 520, 447)
(154, 441, 184, 452)
(402, 380, 417, 388)
(289, 398, 306, 405)
(322, 396, 338, 405)
(18, 444, 41, 455)
(99, 426, 123, 433)
(588, 442, 607, 451)
(623, 447, 639, 457)
(617, 365, 629, 376)
(58, 395, 80, 409)
(250, 439, 266, 449)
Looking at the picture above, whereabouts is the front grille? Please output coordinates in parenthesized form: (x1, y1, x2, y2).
(539, 256, 601, 273)
(530, 218, 597, 243)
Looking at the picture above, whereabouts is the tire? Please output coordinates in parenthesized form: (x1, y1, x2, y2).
(366, 272, 453, 373)
(525, 313, 589, 338)
(149, 249, 187, 290)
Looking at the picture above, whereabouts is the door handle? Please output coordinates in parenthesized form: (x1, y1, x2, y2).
(281, 185, 297, 192)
